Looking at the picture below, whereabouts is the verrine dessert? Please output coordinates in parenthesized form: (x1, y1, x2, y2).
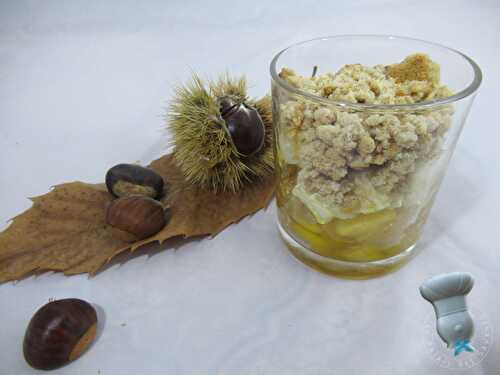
(270, 36, 481, 278)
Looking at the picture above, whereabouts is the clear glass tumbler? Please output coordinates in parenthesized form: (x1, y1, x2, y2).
(270, 35, 481, 279)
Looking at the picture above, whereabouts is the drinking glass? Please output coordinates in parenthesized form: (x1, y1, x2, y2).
(270, 35, 482, 278)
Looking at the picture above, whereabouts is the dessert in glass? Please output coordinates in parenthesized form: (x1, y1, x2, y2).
(270, 36, 481, 278)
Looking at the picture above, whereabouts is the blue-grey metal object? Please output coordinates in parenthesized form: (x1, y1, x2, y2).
(420, 272, 475, 356)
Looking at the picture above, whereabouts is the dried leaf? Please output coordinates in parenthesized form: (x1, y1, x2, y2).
(0, 154, 275, 282)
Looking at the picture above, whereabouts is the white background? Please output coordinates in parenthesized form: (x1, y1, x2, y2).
(1, 1, 499, 374)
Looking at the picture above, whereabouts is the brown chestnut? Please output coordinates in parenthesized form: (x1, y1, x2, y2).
(105, 164, 164, 199)
(106, 195, 167, 240)
(218, 96, 265, 157)
(23, 299, 98, 370)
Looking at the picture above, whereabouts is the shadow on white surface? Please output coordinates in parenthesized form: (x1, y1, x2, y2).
(92, 303, 107, 348)
(94, 235, 205, 276)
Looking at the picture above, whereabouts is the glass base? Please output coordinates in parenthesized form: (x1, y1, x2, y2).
(278, 222, 419, 279)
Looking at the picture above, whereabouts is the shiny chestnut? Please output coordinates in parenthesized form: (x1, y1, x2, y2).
(106, 195, 167, 240)
(105, 164, 164, 199)
(23, 299, 98, 370)
(218, 96, 265, 157)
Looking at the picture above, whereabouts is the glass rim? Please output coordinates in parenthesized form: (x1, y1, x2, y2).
(270, 35, 482, 111)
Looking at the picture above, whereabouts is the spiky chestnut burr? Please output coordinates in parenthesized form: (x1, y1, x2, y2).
(168, 75, 273, 192)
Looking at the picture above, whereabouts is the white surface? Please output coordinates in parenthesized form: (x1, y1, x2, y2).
(1, 1, 499, 374)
